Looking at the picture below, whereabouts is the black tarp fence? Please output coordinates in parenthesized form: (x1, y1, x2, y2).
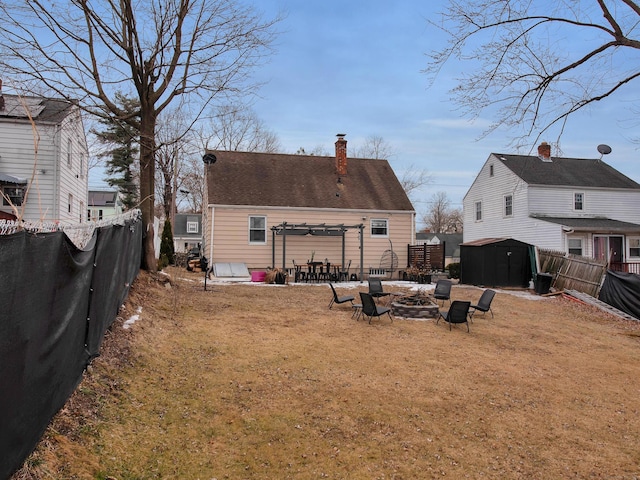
(598, 270, 640, 320)
(0, 212, 142, 479)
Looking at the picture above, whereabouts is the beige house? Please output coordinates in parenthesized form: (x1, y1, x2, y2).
(202, 134, 416, 279)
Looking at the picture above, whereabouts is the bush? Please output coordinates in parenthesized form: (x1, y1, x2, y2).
(447, 262, 460, 279)
(159, 218, 175, 269)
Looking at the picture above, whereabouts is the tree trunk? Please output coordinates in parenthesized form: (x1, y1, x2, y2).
(139, 111, 157, 271)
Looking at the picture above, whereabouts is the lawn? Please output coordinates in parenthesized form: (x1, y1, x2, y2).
(13, 267, 640, 479)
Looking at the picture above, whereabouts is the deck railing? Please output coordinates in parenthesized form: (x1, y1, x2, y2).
(609, 262, 640, 275)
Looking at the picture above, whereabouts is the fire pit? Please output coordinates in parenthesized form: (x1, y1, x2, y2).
(392, 292, 439, 320)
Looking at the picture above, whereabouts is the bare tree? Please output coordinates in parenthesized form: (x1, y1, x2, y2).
(0, 1, 280, 270)
(155, 107, 198, 224)
(204, 104, 281, 153)
(399, 165, 432, 199)
(422, 191, 462, 233)
(354, 134, 394, 160)
(425, 1, 640, 148)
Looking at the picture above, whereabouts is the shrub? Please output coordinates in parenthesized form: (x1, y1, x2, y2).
(447, 262, 460, 279)
(159, 218, 175, 270)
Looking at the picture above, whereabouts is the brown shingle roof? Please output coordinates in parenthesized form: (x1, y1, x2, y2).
(205, 150, 414, 212)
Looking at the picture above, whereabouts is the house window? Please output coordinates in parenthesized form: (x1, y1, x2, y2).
(568, 238, 583, 256)
(489, 164, 494, 177)
(475, 201, 482, 221)
(68, 193, 73, 214)
(2, 186, 24, 206)
(67, 138, 73, 167)
(574, 192, 584, 211)
(629, 238, 640, 258)
(504, 194, 513, 217)
(371, 219, 389, 237)
(79, 201, 84, 223)
(249, 216, 266, 244)
(187, 221, 199, 233)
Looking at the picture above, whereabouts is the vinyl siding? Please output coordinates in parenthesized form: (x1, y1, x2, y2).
(206, 206, 413, 274)
(529, 186, 640, 223)
(0, 108, 87, 223)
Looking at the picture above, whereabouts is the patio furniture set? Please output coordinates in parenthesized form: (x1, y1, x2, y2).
(329, 279, 496, 332)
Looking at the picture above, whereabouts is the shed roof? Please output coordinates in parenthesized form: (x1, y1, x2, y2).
(493, 153, 640, 190)
(204, 150, 414, 212)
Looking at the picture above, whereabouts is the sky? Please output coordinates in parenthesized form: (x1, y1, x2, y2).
(245, 0, 639, 217)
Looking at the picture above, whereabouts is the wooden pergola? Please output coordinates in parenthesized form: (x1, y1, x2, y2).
(270, 222, 365, 282)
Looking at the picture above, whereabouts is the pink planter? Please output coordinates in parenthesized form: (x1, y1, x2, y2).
(251, 271, 266, 282)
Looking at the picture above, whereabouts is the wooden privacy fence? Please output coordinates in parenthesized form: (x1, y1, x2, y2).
(538, 249, 608, 297)
(407, 244, 445, 271)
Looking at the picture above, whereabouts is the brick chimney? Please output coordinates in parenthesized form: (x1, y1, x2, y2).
(538, 142, 551, 161)
(0, 79, 4, 111)
(335, 133, 347, 175)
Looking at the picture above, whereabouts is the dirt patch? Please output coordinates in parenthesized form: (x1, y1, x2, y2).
(13, 267, 640, 479)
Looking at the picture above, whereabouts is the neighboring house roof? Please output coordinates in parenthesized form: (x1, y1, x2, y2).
(0, 94, 77, 124)
(173, 214, 202, 237)
(494, 153, 640, 189)
(205, 150, 414, 212)
(416, 232, 463, 258)
(88, 190, 118, 207)
(531, 215, 640, 232)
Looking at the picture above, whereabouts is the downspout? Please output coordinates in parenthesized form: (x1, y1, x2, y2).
(359, 223, 364, 283)
(208, 205, 215, 265)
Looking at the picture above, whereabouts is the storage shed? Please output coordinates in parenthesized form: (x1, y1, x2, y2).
(460, 238, 533, 288)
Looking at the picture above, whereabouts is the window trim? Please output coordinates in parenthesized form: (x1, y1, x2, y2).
(573, 192, 584, 211)
(504, 194, 513, 217)
(567, 238, 583, 256)
(475, 201, 482, 222)
(2, 185, 25, 206)
(248, 215, 267, 245)
(629, 237, 640, 258)
(370, 218, 389, 237)
(186, 221, 199, 234)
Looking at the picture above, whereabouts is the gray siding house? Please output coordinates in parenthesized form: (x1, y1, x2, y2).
(463, 143, 640, 264)
(0, 91, 88, 224)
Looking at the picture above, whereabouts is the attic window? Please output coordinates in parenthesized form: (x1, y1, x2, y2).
(489, 164, 494, 177)
(187, 221, 198, 233)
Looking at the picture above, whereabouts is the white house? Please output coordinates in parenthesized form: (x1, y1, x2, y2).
(88, 190, 124, 221)
(0, 90, 88, 224)
(173, 213, 202, 253)
(463, 143, 640, 264)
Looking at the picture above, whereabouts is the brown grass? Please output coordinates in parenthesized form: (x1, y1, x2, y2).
(13, 267, 640, 479)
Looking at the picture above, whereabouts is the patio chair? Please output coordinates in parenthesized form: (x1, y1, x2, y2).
(339, 259, 352, 282)
(436, 300, 471, 332)
(433, 279, 452, 306)
(329, 283, 355, 309)
(292, 260, 307, 283)
(368, 277, 391, 301)
(470, 289, 496, 320)
(359, 292, 393, 324)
